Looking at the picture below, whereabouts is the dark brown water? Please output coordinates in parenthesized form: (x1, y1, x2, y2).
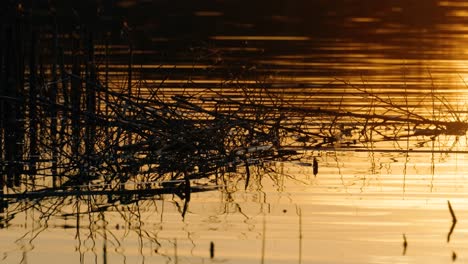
(2, 1, 468, 263)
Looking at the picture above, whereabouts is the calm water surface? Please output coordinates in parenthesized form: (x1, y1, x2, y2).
(3, 151, 468, 263)
(4, 0, 468, 263)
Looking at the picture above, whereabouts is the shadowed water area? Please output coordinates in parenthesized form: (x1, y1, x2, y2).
(2, 1, 468, 263)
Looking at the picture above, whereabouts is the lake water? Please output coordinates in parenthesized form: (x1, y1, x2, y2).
(3, 150, 468, 263)
(3, 0, 468, 263)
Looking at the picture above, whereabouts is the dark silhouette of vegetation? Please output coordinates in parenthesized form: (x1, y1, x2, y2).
(1, 0, 467, 223)
(0, 2, 466, 263)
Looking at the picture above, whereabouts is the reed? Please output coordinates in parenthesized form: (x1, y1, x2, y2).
(71, 30, 82, 161)
(28, 31, 38, 176)
(85, 31, 97, 167)
(50, 17, 58, 185)
(313, 157, 318, 176)
(447, 200, 457, 243)
(210, 241, 214, 259)
(402, 233, 407, 255)
(298, 207, 303, 264)
(2, 2, 468, 225)
(0, 22, 5, 181)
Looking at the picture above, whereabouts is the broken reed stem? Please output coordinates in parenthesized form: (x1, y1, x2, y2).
(0, 22, 4, 188)
(85, 32, 96, 162)
(104, 33, 110, 146)
(199, 96, 460, 132)
(28, 30, 38, 176)
(71, 31, 82, 159)
(448, 200, 457, 223)
(126, 34, 133, 147)
(50, 17, 58, 185)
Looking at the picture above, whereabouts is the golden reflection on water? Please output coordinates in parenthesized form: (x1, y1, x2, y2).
(6, 0, 468, 263)
(2, 151, 468, 263)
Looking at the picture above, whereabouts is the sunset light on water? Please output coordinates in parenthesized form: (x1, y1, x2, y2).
(2, 1, 468, 263)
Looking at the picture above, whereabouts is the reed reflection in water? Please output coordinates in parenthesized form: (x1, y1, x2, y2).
(2, 151, 468, 263)
(2, 0, 468, 263)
